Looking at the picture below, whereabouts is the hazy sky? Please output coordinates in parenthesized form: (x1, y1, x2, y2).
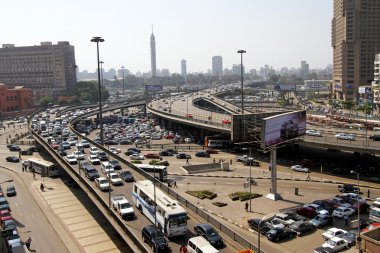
(2, 0, 332, 74)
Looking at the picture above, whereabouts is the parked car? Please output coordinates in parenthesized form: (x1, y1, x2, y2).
(194, 223, 224, 248)
(332, 206, 355, 218)
(88, 155, 101, 165)
(247, 219, 272, 234)
(296, 206, 317, 219)
(265, 227, 297, 242)
(144, 153, 160, 159)
(106, 172, 123, 186)
(322, 228, 347, 240)
(65, 155, 78, 164)
(176, 153, 191, 159)
(0, 210, 12, 222)
(336, 230, 356, 247)
(304, 204, 329, 215)
(321, 237, 349, 252)
(6, 156, 20, 163)
(130, 154, 144, 160)
(6, 185, 16, 197)
(97, 151, 108, 161)
(159, 150, 173, 156)
(289, 221, 316, 236)
(309, 214, 332, 228)
(8, 145, 21, 152)
(141, 225, 168, 252)
(338, 184, 359, 194)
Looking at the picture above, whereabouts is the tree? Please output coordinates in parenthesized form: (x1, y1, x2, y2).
(39, 96, 52, 108)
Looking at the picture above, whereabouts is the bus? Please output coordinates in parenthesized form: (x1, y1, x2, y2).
(204, 135, 231, 148)
(134, 164, 167, 181)
(26, 158, 60, 177)
(132, 180, 187, 237)
(369, 206, 380, 222)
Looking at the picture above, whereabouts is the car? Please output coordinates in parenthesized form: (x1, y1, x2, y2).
(107, 172, 123, 186)
(304, 204, 329, 215)
(291, 165, 310, 173)
(221, 119, 231, 124)
(335, 133, 355, 141)
(50, 142, 60, 149)
(109, 160, 121, 170)
(184, 137, 192, 143)
(72, 150, 84, 160)
(338, 184, 359, 194)
(159, 150, 173, 156)
(195, 151, 210, 157)
(6, 185, 16, 197)
(176, 153, 191, 159)
(144, 153, 160, 159)
(65, 155, 78, 164)
(3, 219, 16, 231)
(194, 223, 224, 248)
(309, 214, 333, 228)
(6, 230, 21, 249)
(247, 219, 272, 234)
(280, 120, 299, 139)
(118, 139, 133, 145)
(8, 145, 21, 152)
(312, 200, 335, 214)
(332, 206, 355, 218)
(0, 210, 12, 222)
(95, 177, 110, 191)
(274, 213, 296, 226)
(289, 220, 316, 235)
(84, 167, 100, 181)
(88, 155, 101, 165)
(341, 193, 366, 203)
(336, 230, 356, 247)
(369, 134, 380, 141)
(80, 140, 90, 148)
(141, 225, 168, 252)
(6, 156, 20, 163)
(296, 206, 317, 219)
(313, 247, 335, 253)
(268, 218, 285, 229)
(330, 197, 352, 208)
(118, 170, 134, 182)
(109, 147, 121, 154)
(321, 237, 349, 252)
(19, 149, 33, 155)
(61, 141, 70, 149)
(130, 153, 144, 160)
(101, 162, 114, 174)
(97, 151, 108, 161)
(306, 130, 322, 137)
(186, 113, 193, 118)
(265, 227, 297, 242)
(89, 146, 99, 155)
(322, 228, 347, 240)
(27, 146, 40, 152)
(126, 147, 140, 153)
(58, 149, 67, 156)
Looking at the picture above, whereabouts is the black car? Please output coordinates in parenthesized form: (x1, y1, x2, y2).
(247, 219, 271, 234)
(79, 161, 94, 171)
(312, 200, 334, 214)
(104, 139, 118, 145)
(195, 151, 210, 158)
(28, 146, 40, 152)
(118, 140, 132, 145)
(338, 184, 359, 194)
(127, 147, 140, 153)
(109, 160, 121, 170)
(289, 221, 316, 235)
(194, 223, 224, 248)
(6, 185, 16, 197)
(142, 225, 168, 252)
(280, 120, 299, 139)
(118, 170, 134, 182)
(265, 228, 297, 242)
(243, 160, 261, 166)
(97, 151, 108, 161)
(176, 153, 191, 159)
(159, 150, 173, 156)
(8, 145, 21, 152)
(369, 134, 380, 141)
(20, 149, 33, 155)
(84, 168, 100, 181)
(6, 156, 20, 163)
(125, 150, 138, 156)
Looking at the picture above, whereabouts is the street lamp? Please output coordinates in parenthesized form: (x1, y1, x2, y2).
(350, 170, 361, 253)
(90, 36, 105, 147)
(249, 148, 252, 212)
(237, 50, 246, 115)
(258, 212, 275, 253)
(121, 65, 125, 98)
(100, 61, 104, 102)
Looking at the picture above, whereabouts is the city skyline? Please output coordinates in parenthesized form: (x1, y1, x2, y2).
(2, 0, 333, 74)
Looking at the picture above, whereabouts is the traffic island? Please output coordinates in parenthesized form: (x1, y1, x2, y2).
(186, 190, 217, 200)
(212, 201, 227, 207)
(229, 191, 262, 201)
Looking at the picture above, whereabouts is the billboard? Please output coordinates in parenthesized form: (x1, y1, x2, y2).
(145, 85, 163, 91)
(358, 86, 372, 94)
(273, 83, 296, 91)
(260, 110, 306, 149)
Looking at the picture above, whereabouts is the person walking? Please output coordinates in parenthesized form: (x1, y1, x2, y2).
(25, 236, 32, 250)
(306, 173, 311, 181)
(173, 180, 177, 188)
(186, 158, 190, 165)
(40, 182, 45, 191)
(368, 189, 371, 198)
(245, 202, 249, 212)
(343, 215, 349, 226)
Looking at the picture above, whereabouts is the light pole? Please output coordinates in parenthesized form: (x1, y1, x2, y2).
(91, 36, 105, 147)
(100, 61, 104, 102)
(121, 65, 125, 98)
(350, 170, 361, 253)
(249, 148, 252, 212)
(237, 50, 246, 115)
(258, 213, 275, 253)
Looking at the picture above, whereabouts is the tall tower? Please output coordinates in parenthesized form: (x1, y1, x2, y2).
(212, 56, 223, 79)
(332, 0, 380, 101)
(181, 59, 187, 76)
(150, 26, 157, 77)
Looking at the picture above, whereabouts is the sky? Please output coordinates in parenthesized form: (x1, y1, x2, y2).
(2, 0, 333, 74)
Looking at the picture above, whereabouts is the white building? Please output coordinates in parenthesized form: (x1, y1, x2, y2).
(301, 80, 330, 91)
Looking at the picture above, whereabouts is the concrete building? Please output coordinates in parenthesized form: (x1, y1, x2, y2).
(372, 53, 380, 111)
(0, 83, 34, 118)
(332, 0, 380, 101)
(0, 41, 77, 94)
(212, 56, 223, 78)
(301, 80, 330, 91)
(181, 59, 187, 76)
(150, 31, 157, 77)
(300, 61, 310, 79)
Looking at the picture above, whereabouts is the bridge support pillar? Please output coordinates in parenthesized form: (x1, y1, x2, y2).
(266, 149, 282, 201)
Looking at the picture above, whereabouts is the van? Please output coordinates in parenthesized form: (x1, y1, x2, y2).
(187, 236, 219, 253)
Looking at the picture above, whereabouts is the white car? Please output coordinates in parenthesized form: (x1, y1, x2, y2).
(89, 146, 99, 155)
(95, 177, 110, 191)
(67, 138, 77, 146)
(101, 164, 115, 174)
(291, 165, 310, 173)
(304, 204, 329, 215)
(65, 155, 78, 164)
(322, 237, 348, 251)
(268, 218, 285, 229)
(109, 147, 121, 154)
(342, 193, 366, 203)
(335, 133, 355, 141)
(306, 130, 322, 137)
(107, 172, 123, 186)
(88, 155, 101, 165)
(72, 150, 84, 160)
(332, 206, 355, 218)
(322, 228, 347, 240)
(130, 154, 144, 160)
(80, 140, 90, 148)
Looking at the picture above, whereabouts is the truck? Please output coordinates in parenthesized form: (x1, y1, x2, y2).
(111, 196, 135, 219)
(235, 155, 260, 166)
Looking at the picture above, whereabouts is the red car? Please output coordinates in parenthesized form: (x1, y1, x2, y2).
(164, 134, 175, 139)
(0, 210, 12, 222)
(50, 142, 60, 150)
(296, 206, 317, 219)
(186, 114, 193, 118)
(221, 119, 231, 124)
(144, 153, 160, 159)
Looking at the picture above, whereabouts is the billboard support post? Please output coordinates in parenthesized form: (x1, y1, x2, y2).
(266, 149, 282, 201)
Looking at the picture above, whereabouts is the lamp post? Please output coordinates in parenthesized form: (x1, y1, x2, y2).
(100, 61, 104, 102)
(237, 50, 246, 115)
(90, 36, 105, 147)
(258, 212, 275, 253)
(121, 65, 125, 98)
(350, 170, 361, 253)
(249, 148, 252, 212)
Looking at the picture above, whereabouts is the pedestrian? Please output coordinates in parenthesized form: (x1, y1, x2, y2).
(173, 180, 177, 188)
(18, 152, 21, 159)
(186, 158, 190, 165)
(180, 244, 188, 253)
(368, 189, 371, 198)
(245, 202, 249, 212)
(25, 236, 32, 250)
(213, 158, 215, 163)
(22, 165, 25, 172)
(306, 173, 311, 181)
(343, 215, 349, 226)
(40, 182, 44, 191)
(32, 168, 35, 179)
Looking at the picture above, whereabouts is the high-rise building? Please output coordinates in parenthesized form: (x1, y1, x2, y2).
(150, 30, 157, 77)
(300, 61, 309, 79)
(212, 56, 223, 78)
(332, 0, 380, 101)
(372, 53, 380, 110)
(181, 59, 187, 76)
(0, 41, 76, 93)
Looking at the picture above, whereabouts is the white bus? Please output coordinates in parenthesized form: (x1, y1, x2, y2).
(369, 206, 380, 222)
(26, 158, 60, 177)
(134, 164, 167, 181)
(132, 180, 187, 237)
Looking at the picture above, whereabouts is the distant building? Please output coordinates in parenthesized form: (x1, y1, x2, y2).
(300, 61, 309, 79)
(212, 56, 223, 78)
(150, 31, 157, 77)
(332, 0, 380, 101)
(232, 64, 244, 76)
(0, 41, 77, 95)
(181, 59, 187, 76)
(372, 53, 380, 111)
(0, 83, 34, 118)
(301, 80, 330, 91)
